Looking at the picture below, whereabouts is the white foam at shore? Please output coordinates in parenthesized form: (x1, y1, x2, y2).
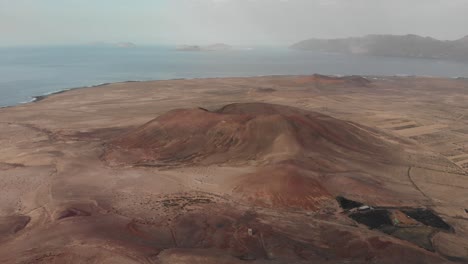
(2, 75, 466, 109)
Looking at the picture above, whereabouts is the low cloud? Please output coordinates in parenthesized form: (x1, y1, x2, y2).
(0, 0, 467, 46)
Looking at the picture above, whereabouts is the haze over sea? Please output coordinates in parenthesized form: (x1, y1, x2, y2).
(1, 45, 468, 107)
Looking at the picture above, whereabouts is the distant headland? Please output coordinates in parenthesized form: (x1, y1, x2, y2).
(291, 34, 468, 61)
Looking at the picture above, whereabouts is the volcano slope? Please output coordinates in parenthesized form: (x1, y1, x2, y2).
(102, 102, 451, 263)
(104, 103, 398, 167)
(104, 103, 417, 210)
(0, 75, 468, 263)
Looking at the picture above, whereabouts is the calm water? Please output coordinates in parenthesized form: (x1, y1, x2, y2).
(1, 45, 468, 107)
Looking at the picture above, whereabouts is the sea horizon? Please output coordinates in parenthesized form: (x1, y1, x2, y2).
(1, 45, 468, 107)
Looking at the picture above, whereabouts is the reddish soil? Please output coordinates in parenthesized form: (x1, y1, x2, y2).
(232, 165, 334, 211)
(104, 103, 397, 167)
(1, 76, 466, 263)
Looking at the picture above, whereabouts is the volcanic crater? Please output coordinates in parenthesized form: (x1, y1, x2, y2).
(103, 103, 433, 216)
(104, 102, 400, 168)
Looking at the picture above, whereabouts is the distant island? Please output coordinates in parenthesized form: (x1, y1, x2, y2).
(291, 34, 468, 60)
(176, 43, 232, 51)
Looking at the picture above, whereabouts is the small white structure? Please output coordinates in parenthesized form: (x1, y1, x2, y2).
(358, 205, 372, 211)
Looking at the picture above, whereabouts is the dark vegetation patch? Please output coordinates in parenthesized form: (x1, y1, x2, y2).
(379, 226, 435, 251)
(336, 196, 363, 210)
(402, 209, 451, 231)
(349, 209, 439, 251)
(338, 197, 453, 252)
(349, 210, 392, 229)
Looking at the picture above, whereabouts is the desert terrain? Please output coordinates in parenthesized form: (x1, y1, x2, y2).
(0, 75, 467, 263)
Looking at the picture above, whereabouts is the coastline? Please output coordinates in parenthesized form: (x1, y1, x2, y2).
(2, 45, 468, 110)
(1, 74, 465, 110)
(32, 83, 112, 103)
(0, 82, 120, 109)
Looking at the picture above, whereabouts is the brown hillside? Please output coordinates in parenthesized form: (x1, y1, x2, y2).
(232, 164, 335, 211)
(104, 103, 399, 167)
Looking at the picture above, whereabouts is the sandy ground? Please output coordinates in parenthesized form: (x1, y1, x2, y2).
(0, 75, 467, 263)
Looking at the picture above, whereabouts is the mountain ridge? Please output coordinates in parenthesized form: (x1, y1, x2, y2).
(291, 34, 468, 60)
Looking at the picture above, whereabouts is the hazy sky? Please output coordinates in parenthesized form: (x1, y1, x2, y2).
(1, 0, 467, 46)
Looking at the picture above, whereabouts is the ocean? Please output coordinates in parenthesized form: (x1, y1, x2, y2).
(1, 45, 468, 107)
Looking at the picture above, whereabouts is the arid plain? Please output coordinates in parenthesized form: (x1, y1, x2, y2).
(0, 75, 467, 263)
